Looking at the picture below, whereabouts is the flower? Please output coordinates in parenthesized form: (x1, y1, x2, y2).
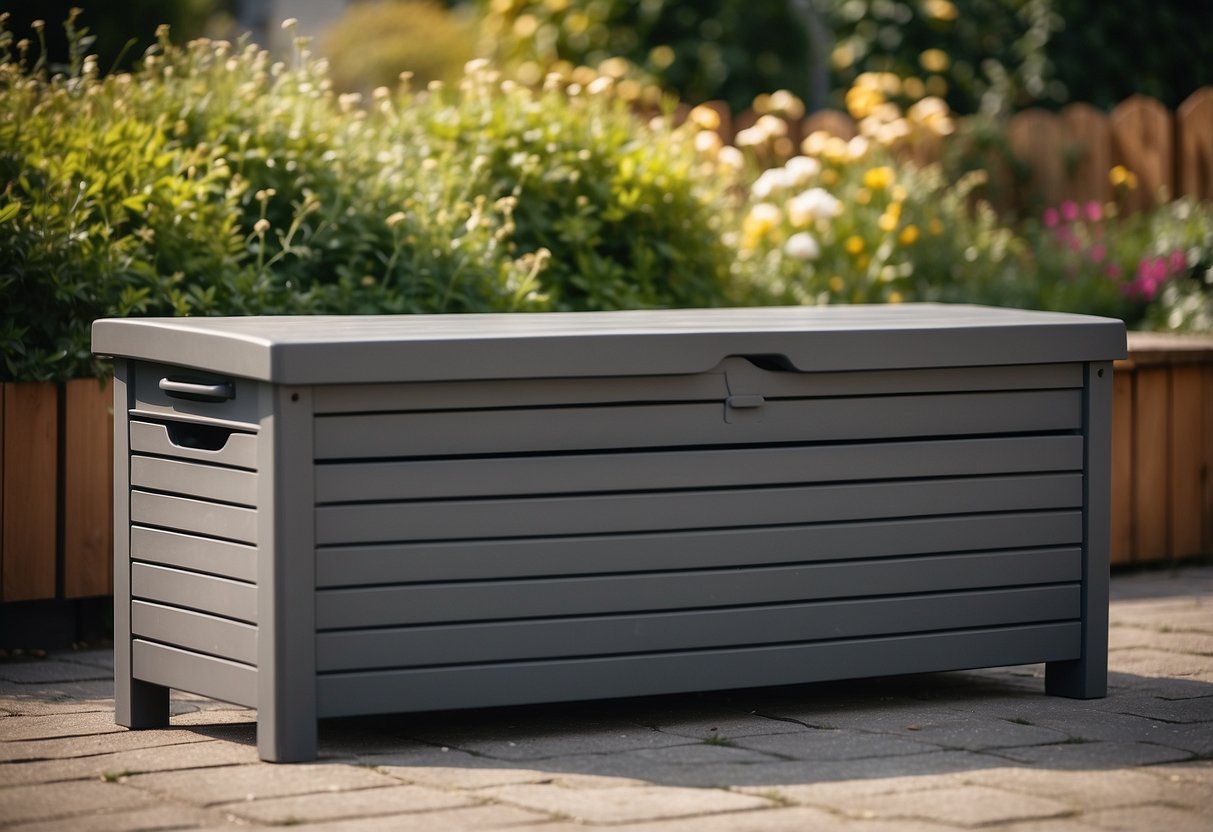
(1085, 201, 1102, 222)
(1110, 165, 1138, 189)
(784, 156, 821, 185)
(751, 168, 795, 200)
(845, 235, 865, 256)
(742, 203, 782, 248)
(787, 188, 842, 226)
(785, 231, 821, 261)
(1043, 207, 1060, 228)
(899, 225, 920, 246)
(862, 166, 895, 191)
(1061, 201, 1079, 222)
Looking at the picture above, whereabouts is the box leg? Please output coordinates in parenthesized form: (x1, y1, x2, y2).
(116, 678, 170, 728)
(1046, 657, 1107, 699)
(257, 707, 318, 763)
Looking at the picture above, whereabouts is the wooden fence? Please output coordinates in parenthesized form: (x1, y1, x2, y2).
(699, 87, 1213, 215)
(1, 336, 1209, 606)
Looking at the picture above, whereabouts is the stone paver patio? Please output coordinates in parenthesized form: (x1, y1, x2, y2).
(2, 566, 1210, 831)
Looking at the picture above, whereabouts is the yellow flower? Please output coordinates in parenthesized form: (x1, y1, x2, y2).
(899, 224, 920, 246)
(1109, 165, 1139, 190)
(878, 212, 898, 232)
(689, 104, 721, 131)
(888, 291, 904, 303)
(854, 188, 871, 205)
(742, 203, 782, 249)
(820, 169, 839, 187)
(863, 166, 895, 191)
(845, 85, 884, 120)
(829, 275, 846, 293)
(845, 235, 865, 256)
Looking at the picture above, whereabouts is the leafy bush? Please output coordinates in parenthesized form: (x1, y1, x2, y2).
(476, 0, 816, 112)
(322, 0, 474, 94)
(0, 14, 735, 381)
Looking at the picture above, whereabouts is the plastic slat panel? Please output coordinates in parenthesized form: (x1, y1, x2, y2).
(129, 420, 258, 470)
(316, 623, 1082, 718)
(131, 456, 258, 507)
(316, 474, 1083, 545)
(316, 510, 1084, 587)
(316, 435, 1084, 504)
(132, 601, 257, 665)
(130, 491, 257, 545)
(315, 390, 1082, 460)
(132, 640, 257, 708)
(317, 547, 1082, 629)
(317, 585, 1080, 671)
(130, 526, 257, 582)
(132, 563, 257, 624)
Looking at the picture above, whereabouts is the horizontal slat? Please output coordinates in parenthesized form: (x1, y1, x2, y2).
(316, 435, 1083, 504)
(317, 547, 1082, 629)
(131, 491, 258, 545)
(131, 526, 257, 582)
(131, 456, 258, 506)
(311, 360, 1081, 414)
(316, 510, 1083, 587)
(132, 563, 257, 624)
(317, 622, 1082, 718)
(133, 640, 257, 708)
(129, 420, 258, 470)
(132, 601, 257, 665)
(316, 473, 1083, 545)
(316, 584, 1080, 671)
(315, 390, 1081, 459)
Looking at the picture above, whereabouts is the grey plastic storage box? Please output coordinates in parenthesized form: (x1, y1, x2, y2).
(93, 304, 1126, 762)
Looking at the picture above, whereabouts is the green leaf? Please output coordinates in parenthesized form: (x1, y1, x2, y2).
(0, 202, 20, 224)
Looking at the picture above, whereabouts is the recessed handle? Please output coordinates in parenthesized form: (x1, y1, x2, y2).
(159, 377, 235, 403)
(726, 394, 766, 409)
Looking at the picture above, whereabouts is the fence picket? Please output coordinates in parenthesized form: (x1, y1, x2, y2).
(1060, 103, 1113, 206)
(1111, 95, 1174, 214)
(1177, 88, 1213, 202)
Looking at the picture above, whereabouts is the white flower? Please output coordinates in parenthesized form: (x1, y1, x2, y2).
(788, 188, 843, 227)
(750, 168, 795, 200)
(717, 146, 745, 171)
(785, 232, 821, 261)
(784, 155, 821, 185)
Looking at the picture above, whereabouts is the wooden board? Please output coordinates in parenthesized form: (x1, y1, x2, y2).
(1176, 87, 1213, 201)
(1008, 108, 1065, 211)
(1111, 95, 1173, 213)
(1169, 366, 1205, 557)
(64, 378, 114, 598)
(1, 383, 59, 601)
(1131, 368, 1171, 560)
(1061, 103, 1113, 206)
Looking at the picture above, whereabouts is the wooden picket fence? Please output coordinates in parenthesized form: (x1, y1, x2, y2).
(698, 87, 1213, 215)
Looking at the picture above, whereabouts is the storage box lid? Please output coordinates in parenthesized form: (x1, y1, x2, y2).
(93, 304, 1127, 385)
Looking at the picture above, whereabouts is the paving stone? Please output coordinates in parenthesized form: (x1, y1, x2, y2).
(1005, 709, 1213, 754)
(732, 727, 942, 760)
(1109, 602, 1213, 635)
(1109, 626, 1213, 655)
(0, 660, 112, 685)
(737, 770, 969, 804)
(127, 761, 401, 806)
(575, 806, 852, 832)
(3, 804, 228, 832)
(626, 707, 815, 741)
(1108, 647, 1213, 680)
(221, 784, 472, 824)
(407, 719, 690, 761)
(170, 708, 257, 726)
(994, 739, 1193, 768)
(1093, 691, 1213, 723)
(1081, 804, 1212, 832)
(285, 804, 564, 832)
(0, 780, 156, 825)
(0, 738, 258, 785)
(981, 821, 1108, 832)
(963, 764, 1212, 810)
(0, 711, 129, 742)
(481, 782, 772, 824)
(0, 727, 218, 763)
(826, 783, 1074, 826)
(1143, 759, 1213, 784)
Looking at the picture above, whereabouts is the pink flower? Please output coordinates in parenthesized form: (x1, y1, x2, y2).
(1043, 207, 1060, 228)
(1085, 201, 1102, 222)
(1089, 244, 1106, 264)
(1169, 249, 1187, 275)
(1061, 200, 1079, 222)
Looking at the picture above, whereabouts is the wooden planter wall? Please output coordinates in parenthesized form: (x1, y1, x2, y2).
(0, 379, 113, 602)
(0, 339, 1209, 605)
(1111, 333, 1213, 565)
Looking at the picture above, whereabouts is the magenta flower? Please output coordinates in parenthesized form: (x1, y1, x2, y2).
(1084, 201, 1102, 222)
(1169, 249, 1187, 275)
(1043, 207, 1060, 228)
(1061, 200, 1079, 222)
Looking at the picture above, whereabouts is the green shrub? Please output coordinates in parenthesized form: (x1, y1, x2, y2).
(321, 0, 474, 94)
(0, 14, 737, 381)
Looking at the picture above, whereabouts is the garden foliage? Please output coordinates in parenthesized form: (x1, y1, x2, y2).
(0, 13, 732, 381)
